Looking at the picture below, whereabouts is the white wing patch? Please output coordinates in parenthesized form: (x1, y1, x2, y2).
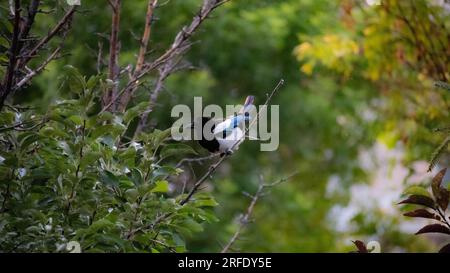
(213, 118, 232, 135)
(216, 127, 244, 153)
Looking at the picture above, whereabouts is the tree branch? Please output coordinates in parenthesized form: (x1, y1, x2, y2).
(13, 44, 62, 92)
(19, 0, 40, 46)
(0, 0, 21, 111)
(103, 0, 122, 111)
(101, 0, 231, 115)
(118, 0, 158, 112)
(133, 56, 182, 135)
(18, 6, 77, 68)
(175, 153, 220, 168)
(221, 172, 298, 253)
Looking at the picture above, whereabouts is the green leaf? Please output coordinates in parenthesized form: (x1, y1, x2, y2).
(99, 170, 120, 187)
(129, 168, 143, 186)
(123, 102, 150, 124)
(91, 124, 125, 139)
(0, 152, 18, 167)
(182, 218, 204, 233)
(86, 74, 102, 90)
(0, 111, 15, 126)
(151, 180, 169, 193)
(18, 132, 41, 152)
(80, 152, 101, 169)
(125, 189, 139, 201)
(160, 143, 198, 159)
(138, 128, 172, 149)
(403, 186, 431, 199)
(119, 178, 135, 189)
(68, 115, 84, 126)
(151, 165, 183, 181)
(193, 198, 219, 207)
(63, 65, 86, 94)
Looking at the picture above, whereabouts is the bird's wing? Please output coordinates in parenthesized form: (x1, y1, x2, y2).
(213, 115, 246, 135)
(213, 118, 233, 135)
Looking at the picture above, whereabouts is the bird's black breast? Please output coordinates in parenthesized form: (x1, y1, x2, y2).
(197, 117, 220, 153)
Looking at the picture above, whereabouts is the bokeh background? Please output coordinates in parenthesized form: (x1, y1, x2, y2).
(5, 0, 450, 252)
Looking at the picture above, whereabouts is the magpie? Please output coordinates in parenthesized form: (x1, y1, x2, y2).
(192, 96, 254, 155)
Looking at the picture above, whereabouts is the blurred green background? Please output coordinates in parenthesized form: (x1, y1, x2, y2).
(6, 0, 450, 252)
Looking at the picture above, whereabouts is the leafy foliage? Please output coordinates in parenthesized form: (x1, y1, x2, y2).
(0, 67, 218, 252)
(399, 168, 450, 253)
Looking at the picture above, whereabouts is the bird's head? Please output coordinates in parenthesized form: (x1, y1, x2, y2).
(239, 95, 255, 118)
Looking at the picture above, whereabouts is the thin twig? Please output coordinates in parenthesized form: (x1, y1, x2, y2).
(18, 6, 77, 67)
(97, 41, 104, 74)
(134, 56, 182, 135)
(221, 172, 298, 253)
(118, 0, 158, 112)
(103, 0, 121, 111)
(19, 0, 40, 48)
(175, 153, 220, 168)
(13, 25, 69, 92)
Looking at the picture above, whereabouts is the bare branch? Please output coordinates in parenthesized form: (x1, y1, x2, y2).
(97, 41, 104, 74)
(175, 153, 220, 168)
(133, 56, 183, 135)
(221, 171, 298, 253)
(137, 0, 158, 74)
(13, 46, 61, 91)
(118, 0, 158, 112)
(18, 6, 77, 68)
(19, 0, 40, 46)
(103, 0, 121, 111)
(12, 18, 71, 92)
(8, 0, 15, 16)
(0, 0, 22, 111)
(101, 0, 230, 114)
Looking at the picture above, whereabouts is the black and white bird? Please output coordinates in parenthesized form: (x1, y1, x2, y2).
(192, 96, 254, 155)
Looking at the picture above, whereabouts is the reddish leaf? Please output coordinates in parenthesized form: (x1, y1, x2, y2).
(403, 209, 440, 220)
(415, 224, 450, 235)
(352, 240, 368, 253)
(439, 243, 450, 253)
(436, 188, 449, 211)
(398, 195, 435, 209)
(432, 168, 447, 197)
